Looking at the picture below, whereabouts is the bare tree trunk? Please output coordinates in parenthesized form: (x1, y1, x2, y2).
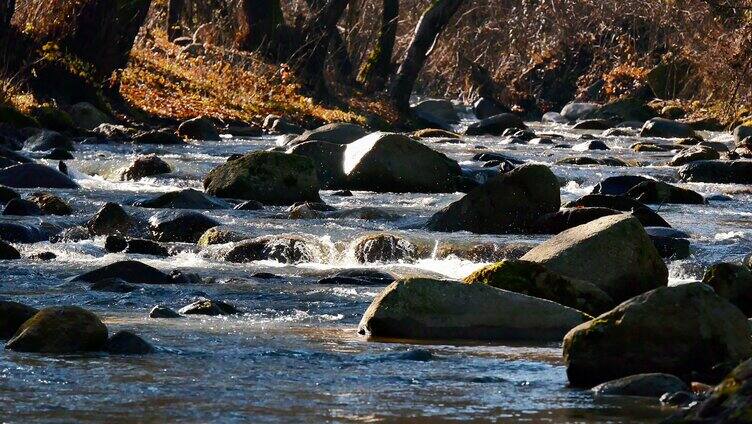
(1, 0, 15, 32)
(357, 0, 398, 92)
(167, 0, 183, 41)
(304, 0, 353, 82)
(389, 0, 465, 112)
(290, 0, 350, 98)
(236, 0, 286, 59)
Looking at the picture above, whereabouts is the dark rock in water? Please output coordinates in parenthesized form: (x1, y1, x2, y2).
(332, 190, 353, 197)
(149, 210, 219, 243)
(177, 116, 220, 141)
(90, 278, 138, 293)
(0, 146, 32, 164)
(564, 194, 670, 228)
(412, 99, 460, 129)
(68, 102, 111, 130)
(52, 226, 90, 243)
(592, 374, 688, 398)
(587, 97, 655, 123)
(572, 119, 612, 130)
(465, 113, 526, 136)
(427, 164, 560, 234)
(263, 114, 304, 135)
(529, 137, 554, 145)
(342, 133, 461, 193)
(225, 236, 315, 264)
(44, 147, 74, 160)
(204, 151, 321, 205)
(0, 239, 21, 260)
(317, 269, 396, 286)
(73, 260, 172, 285)
(252, 272, 281, 279)
(3, 198, 42, 216)
(563, 284, 752, 388)
(179, 298, 240, 316)
(135, 188, 229, 210)
(170, 270, 203, 285)
(663, 358, 752, 423)
(592, 175, 653, 196)
(465, 259, 613, 316)
(357, 278, 588, 342)
(733, 125, 752, 146)
(0, 301, 38, 339)
(24, 130, 74, 152)
(640, 118, 697, 139)
(679, 160, 752, 184)
(288, 123, 367, 146)
(532, 207, 622, 234)
(472, 152, 525, 164)
(353, 234, 416, 264)
(104, 235, 127, 253)
(0, 163, 78, 189)
(28, 192, 72, 215)
(542, 112, 568, 124)
(105, 330, 154, 354)
(668, 145, 719, 166)
(30, 251, 56, 261)
(626, 180, 705, 204)
(561, 103, 599, 121)
(133, 129, 183, 145)
(87, 203, 133, 236)
(149, 305, 182, 319)
(522, 215, 667, 304)
(702, 263, 752, 316)
(0, 222, 47, 243)
(197, 227, 244, 246)
(660, 391, 697, 407)
(473, 97, 510, 120)
(572, 140, 609, 151)
(58, 161, 68, 175)
(287, 141, 347, 189)
(645, 227, 691, 259)
(630, 142, 671, 152)
(234, 200, 264, 210)
(126, 239, 169, 257)
(5, 306, 108, 353)
(0, 185, 19, 204)
(121, 155, 172, 181)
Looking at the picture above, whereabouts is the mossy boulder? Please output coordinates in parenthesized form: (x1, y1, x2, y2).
(357, 278, 589, 341)
(197, 226, 245, 247)
(5, 306, 108, 353)
(563, 284, 752, 388)
(68, 102, 111, 130)
(204, 151, 321, 205)
(0, 301, 38, 339)
(702, 263, 752, 316)
(426, 164, 560, 234)
(464, 259, 613, 315)
(522, 215, 667, 303)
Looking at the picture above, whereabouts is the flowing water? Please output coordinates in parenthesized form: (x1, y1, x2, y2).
(0, 117, 747, 423)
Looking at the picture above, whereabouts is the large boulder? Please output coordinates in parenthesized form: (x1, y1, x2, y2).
(5, 306, 108, 353)
(28, 192, 72, 215)
(358, 278, 589, 341)
(680, 160, 752, 184)
(289, 123, 367, 146)
(668, 145, 719, 166)
(563, 284, 752, 387)
(342, 132, 461, 193)
(626, 180, 705, 205)
(733, 125, 752, 146)
(24, 130, 74, 152)
(203, 151, 321, 205)
(702, 263, 752, 316)
(73, 260, 172, 284)
(412, 99, 460, 129)
(521, 215, 668, 303)
(586, 97, 656, 123)
(473, 97, 509, 120)
(561, 103, 599, 122)
(287, 141, 347, 189)
(352, 233, 417, 264)
(120, 155, 172, 181)
(426, 164, 560, 234)
(148, 210, 219, 243)
(465, 113, 526, 136)
(640, 118, 697, 139)
(563, 194, 670, 228)
(0, 239, 20, 259)
(224, 235, 317, 264)
(135, 188, 229, 210)
(592, 374, 688, 398)
(68, 102, 111, 130)
(0, 163, 78, 189)
(177, 116, 220, 141)
(0, 301, 38, 339)
(464, 259, 613, 315)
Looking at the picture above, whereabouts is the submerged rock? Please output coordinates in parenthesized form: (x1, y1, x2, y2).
(90, 278, 138, 293)
(358, 278, 588, 341)
(6, 306, 108, 353)
(105, 330, 154, 355)
(521, 215, 667, 303)
(317, 269, 396, 286)
(702, 263, 752, 316)
(179, 298, 240, 316)
(0, 163, 78, 189)
(426, 164, 560, 234)
(135, 188, 229, 210)
(0, 301, 38, 339)
(73, 260, 172, 285)
(592, 374, 688, 398)
(563, 284, 752, 387)
(148, 210, 219, 243)
(121, 155, 172, 181)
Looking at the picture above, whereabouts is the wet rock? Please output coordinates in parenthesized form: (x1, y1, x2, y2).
(104, 330, 154, 354)
(572, 119, 611, 130)
(668, 145, 719, 166)
(660, 391, 697, 407)
(732, 124, 752, 146)
(465, 113, 526, 136)
(204, 151, 321, 205)
(0, 146, 32, 164)
(412, 99, 460, 129)
(90, 278, 138, 293)
(465, 259, 613, 316)
(30, 251, 56, 261)
(0, 239, 20, 260)
(149, 305, 182, 319)
(358, 278, 588, 341)
(133, 129, 182, 145)
(125, 239, 169, 257)
(532, 207, 623, 235)
(702, 263, 752, 316)
(435, 242, 532, 262)
(263, 115, 304, 135)
(592, 374, 689, 398)
(287, 141, 347, 189)
(572, 140, 609, 151)
(318, 269, 396, 286)
(177, 116, 220, 141)
(73, 260, 172, 285)
(646, 227, 691, 259)
(327, 206, 400, 221)
(588, 97, 655, 123)
(233, 200, 264, 210)
(640, 118, 697, 139)
(52, 226, 90, 243)
(179, 298, 240, 316)
(627, 180, 704, 205)
(0, 301, 38, 339)
(93, 123, 137, 141)
(561, 103, 599, 122)
(289, 123, 367, 146)
(342, 132, 461, 193)
(225, 236, 316, 264)
(24, 130, 74, 152)
(0, 163, 78, 189)
(529, 137, 554, 145)
(27, 192, 72, 215)
(602, 127, 637, 137)
(522, 215, 667, 303)
(87, 203, 133, 236)
(679, 160, 752, 184)
(5, 306, 108, 353)
(0, 185, 19, 204)
(104, 235, 127, 253)
(68, 102, 111, 130)
(149, 210, 219, 243)
(412, 128, 461, 139)
(542, 112, 568, 124)
(564, 194, 670, 228)
(473, 98, 509, 120)
(0, 222, 47, 243)
(353, 233, 416, 264)
(556, 157, 601, 166)
(631, 142, 671, 152)
(427, 164, 560, 234)
(592, 175, 653, 196)
(472, 152, 525, 164)
(135, 188, 229, 210)
(332, 190, 353, 197)
(120, 155, 172, 181)
(3, 198, 42, 216)
(197, 227, 244, 246)
(563, 284, 752, 387)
